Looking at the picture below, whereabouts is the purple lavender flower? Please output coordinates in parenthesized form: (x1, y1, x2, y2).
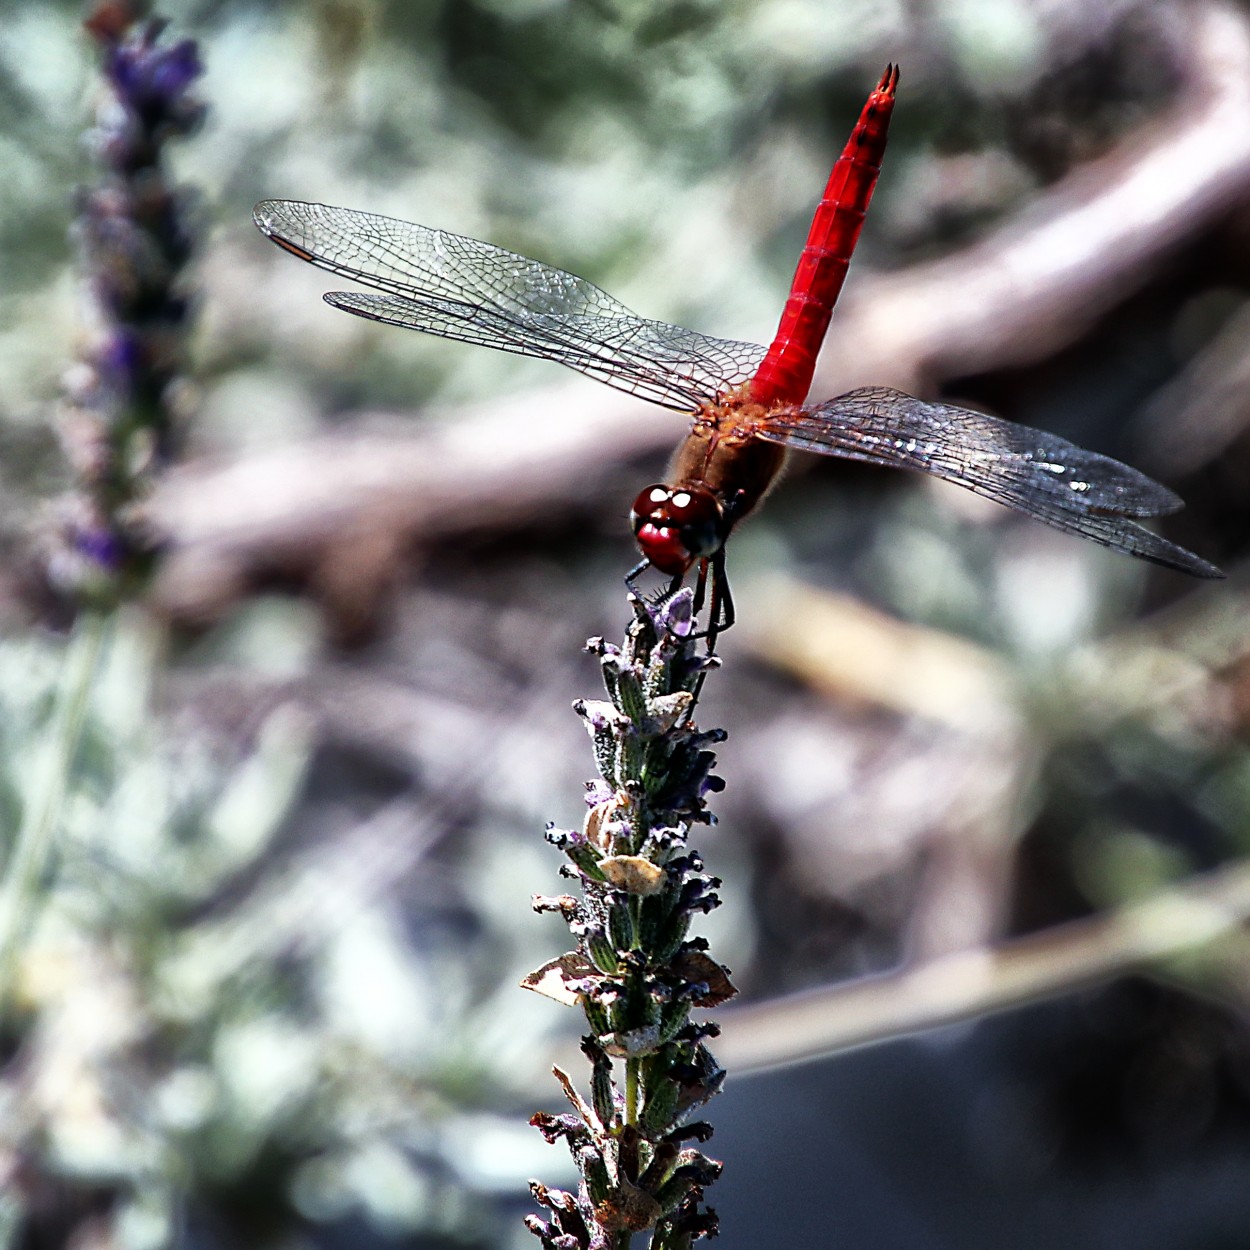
(55, 2, 204, 600)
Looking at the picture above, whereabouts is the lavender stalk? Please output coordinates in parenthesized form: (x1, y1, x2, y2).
(0, 5, 204, 1005)
(56, 2, 204, 603)
(524, 589, 735, 1250)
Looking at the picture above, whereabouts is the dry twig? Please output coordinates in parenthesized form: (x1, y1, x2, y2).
(715, 855, 1250, 1073)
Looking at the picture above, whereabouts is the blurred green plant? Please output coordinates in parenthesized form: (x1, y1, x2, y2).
(2, 1, 1246, 1245)
(0, 0, 209, 1038)
(0, 611, 561, 1247)
(0, 7, 568, 1248)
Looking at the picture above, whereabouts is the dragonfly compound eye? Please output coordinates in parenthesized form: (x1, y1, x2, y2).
(629, 484, 724, 575)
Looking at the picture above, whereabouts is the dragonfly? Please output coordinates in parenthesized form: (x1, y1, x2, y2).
(254, 64, 1220, 642)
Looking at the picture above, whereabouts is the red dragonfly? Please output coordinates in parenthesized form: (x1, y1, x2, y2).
(255, 64, 1219, 638)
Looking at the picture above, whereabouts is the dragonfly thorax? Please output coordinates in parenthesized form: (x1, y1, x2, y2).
(630, 484, 726, 575)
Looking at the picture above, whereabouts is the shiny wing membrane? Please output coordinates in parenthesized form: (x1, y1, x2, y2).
(253, 200, 765, 412)
(756, 386, 1221, 577)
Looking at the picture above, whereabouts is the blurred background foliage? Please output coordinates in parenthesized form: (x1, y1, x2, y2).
(1, 0, 1250, 1247)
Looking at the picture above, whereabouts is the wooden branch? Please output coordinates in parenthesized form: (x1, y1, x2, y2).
(814, 0, 1250, 394)
(714, 855, 1250, 1074)
(147, 384, 675, 626)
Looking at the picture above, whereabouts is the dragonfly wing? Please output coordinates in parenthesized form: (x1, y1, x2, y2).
(321, 290, 765, 412)
(254, 200, 765, 411)
(755, 386, 1222, 577)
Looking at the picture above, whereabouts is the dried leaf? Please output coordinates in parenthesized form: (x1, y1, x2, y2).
(552, 1064, 603, 1135)
(599, 855, 666, 895)
(594, 1180, 663, 1233)
(584, 798, 626, 853)
(520, 952, 595, 1006)
(674, 951, 737, 1007)
(647, 691, 693, 733)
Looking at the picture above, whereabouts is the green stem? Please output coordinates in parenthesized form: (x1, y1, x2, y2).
(0, 609, 108, 1014)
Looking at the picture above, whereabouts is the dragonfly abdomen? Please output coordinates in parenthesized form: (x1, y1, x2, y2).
(750, 63, 898, 409)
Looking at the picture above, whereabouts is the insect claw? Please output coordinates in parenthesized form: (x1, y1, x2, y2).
(624, 558, 651, 591)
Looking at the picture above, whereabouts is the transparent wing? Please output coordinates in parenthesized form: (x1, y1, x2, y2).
(253, 200, 766, 412)
(756, 386, 1221, 577)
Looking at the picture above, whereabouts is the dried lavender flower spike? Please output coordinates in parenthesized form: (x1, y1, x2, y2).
(525, 590, 734, 1248)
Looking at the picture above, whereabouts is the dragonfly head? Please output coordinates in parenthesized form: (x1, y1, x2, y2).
(629, 484, 725, 575)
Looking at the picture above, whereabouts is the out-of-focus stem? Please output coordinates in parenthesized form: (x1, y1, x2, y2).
(0, 611, 108, 1013)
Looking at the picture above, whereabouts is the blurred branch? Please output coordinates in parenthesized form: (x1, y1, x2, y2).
(737, 576, 1036, 961)
(1140, 301, 1250, 474)
(147, 384, 674, 629)
(715, 854, 1250, 1074)
(738, 575, 1018, 735)
(729, 572, 1233, 969)
(817, 0, 1250, 393)
(740, 565, 1234, 738)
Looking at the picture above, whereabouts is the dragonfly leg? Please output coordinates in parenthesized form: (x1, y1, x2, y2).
(691, 558, 710, 619)
(624, 557, 651, 592)
(681, 553, 734, 714)
(624, 559, 693, 629)
(703, 550, 734, 652)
